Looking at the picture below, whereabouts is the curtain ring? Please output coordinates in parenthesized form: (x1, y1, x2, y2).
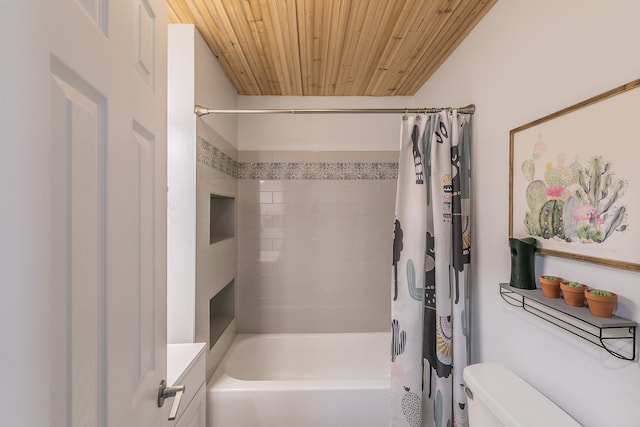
(402, 108, 408, 120)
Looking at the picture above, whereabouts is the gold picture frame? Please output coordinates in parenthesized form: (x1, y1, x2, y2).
(509, 79, 640, 271)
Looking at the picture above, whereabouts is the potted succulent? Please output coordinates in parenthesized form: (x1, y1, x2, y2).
(539, 275, 563, 298)
(585, 289, 618, 317)
(560, 281, 587, 307)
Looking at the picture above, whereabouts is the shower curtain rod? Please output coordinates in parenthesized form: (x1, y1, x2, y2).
(194, 104, 475, 117)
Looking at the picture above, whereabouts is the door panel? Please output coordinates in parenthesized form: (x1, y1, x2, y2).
(47, 1, 168, 426)
(49, 57, 107, 427)
(131, 121, 159, 402)
(76, 0, 108, 33)
(134, 0, 157, 88)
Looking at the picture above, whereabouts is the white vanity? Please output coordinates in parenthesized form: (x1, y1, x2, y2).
(167, 343, 207, 427)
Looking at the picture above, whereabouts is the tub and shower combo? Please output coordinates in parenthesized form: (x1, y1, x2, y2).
(207, 332, 390, 427)
(206, 331, 581, 427)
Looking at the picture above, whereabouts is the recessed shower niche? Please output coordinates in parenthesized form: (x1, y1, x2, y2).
(209, 194, 235, 244)
(210, 280, 235, 349)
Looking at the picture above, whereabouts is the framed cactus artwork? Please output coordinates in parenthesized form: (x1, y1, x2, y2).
(509, 79, 640, 271)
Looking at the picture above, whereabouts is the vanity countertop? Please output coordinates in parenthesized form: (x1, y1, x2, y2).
(167, 342, 206, 386)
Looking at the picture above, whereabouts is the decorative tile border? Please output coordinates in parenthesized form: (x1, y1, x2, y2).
(238, 161, 398, 180)
(197, 137, 398, 180)
(197, 136, 238, 178)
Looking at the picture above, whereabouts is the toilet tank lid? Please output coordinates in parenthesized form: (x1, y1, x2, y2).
(463, 363, 581, 427)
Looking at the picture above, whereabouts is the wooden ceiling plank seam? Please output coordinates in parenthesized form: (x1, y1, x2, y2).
(403, 0, 479, 91)
(167, 1, 196, 23)
(403, 1, 494, 94)
(349, 0, 403, 95)
(255, 0, 294, 95)
(367, 2, 432, 95)
(221, 0, 274, 94)
(282, 0, 304, 95)
(379, 1, 459, 95)
(308, 0, 328, 95)
(322, 0, 345, 96)
(407, 14, 493, 93)
(305, 0, 323, 95)
(392, 0, 459, 70)
(367, 0, 456, 95)
(309, 0, 321, 95)
(190, 1, 232, 54)
(243, 0, 281, 94)
(272, 0, 304, 95)
(170, 0, 254, 94)
(402, 0, 496, 94)
(380, 1, 472, 95)
(241, 0, 272, 94)
(198, 0, 259, 94)
(294, 0, 308, 94)
(205, 0, 255, 94)
(323, 0, 356, 96)
(264, 0, 302, 95)
(346, 0, 377, 94)
(321, 0, 339, 96)
(262, 0, 294, 95)
(357, 0, 411, 95)
(181, 0, 252, 94)
(316, 0, 334, 95)
(357, 0, 405, 95)
(315, 0, 335, 95)
(296, 0, 315, 95)
(362, 0, 423, 95)
(167, 3, 184, 23)
(377, 0, 466, 95)
(323, 0, 352, 95)
(230, 0, 279, 94)
(332, 0, 368, 95)
(314, 0, 335, 96)
(384, 0, 476, 95)
(301, 0, 317, 95)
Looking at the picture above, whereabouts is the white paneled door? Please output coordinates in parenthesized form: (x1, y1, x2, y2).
(1, 1, 168, 426)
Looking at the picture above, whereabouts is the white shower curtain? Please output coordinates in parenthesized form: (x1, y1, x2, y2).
(391, 111, 471, 427)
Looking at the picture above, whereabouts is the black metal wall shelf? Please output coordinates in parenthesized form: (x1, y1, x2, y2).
(499, 283, 637, 361)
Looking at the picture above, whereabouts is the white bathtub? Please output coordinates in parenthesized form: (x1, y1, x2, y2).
(207, 332, 390, 427)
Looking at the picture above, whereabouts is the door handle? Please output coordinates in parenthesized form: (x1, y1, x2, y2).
(158, 379, 186, 421)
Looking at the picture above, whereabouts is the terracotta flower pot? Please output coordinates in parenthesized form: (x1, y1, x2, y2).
(539, 275, 562, 298)
(585, 290, 618, 318)
(560, 281, 587, 307)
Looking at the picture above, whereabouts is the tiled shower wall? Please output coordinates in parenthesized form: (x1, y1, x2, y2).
(237, 151, 398, 333)
(195, 121, 238, 379)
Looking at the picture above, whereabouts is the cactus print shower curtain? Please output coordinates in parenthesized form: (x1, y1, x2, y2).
(391, 111, 471, 427)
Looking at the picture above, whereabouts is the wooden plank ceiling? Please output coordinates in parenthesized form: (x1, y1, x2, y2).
(167, 0, 496, 96)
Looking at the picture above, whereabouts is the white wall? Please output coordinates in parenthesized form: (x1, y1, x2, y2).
(237, 95, 413, 151)
(168, 25, 239, 380)
(1, 2, 50, 425)
(414, 1, 640, 425)
(193, 26, 240, 380)
(167, 24, 197, 343)
(194, 29, 238, 147)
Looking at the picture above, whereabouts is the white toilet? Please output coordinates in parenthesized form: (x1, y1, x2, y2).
(463, 363, 581, 426)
